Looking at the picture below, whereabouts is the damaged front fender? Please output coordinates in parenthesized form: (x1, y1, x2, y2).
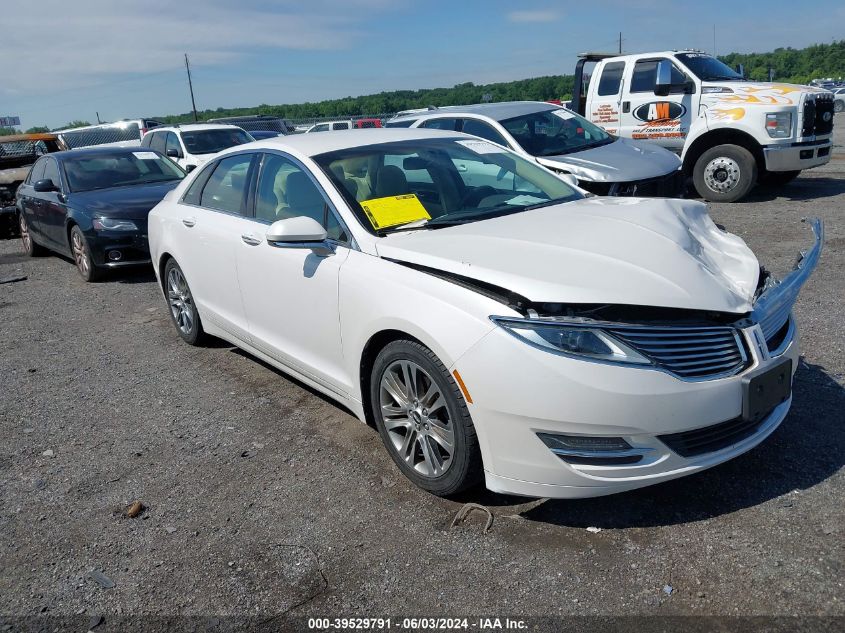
(752, 218, 824, 345)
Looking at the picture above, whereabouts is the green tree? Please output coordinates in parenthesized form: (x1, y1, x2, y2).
(25, 126, 50, 134)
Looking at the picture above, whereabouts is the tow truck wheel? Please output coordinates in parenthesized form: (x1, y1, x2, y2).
(693, 144, 757, 203)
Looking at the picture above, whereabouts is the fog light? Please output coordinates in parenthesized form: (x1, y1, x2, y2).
(800, 150, 813, 159)
(537, 432, 650, 465)
(108, 250, 123, 261)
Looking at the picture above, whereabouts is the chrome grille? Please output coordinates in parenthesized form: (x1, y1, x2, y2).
(607, 325, 747, 380)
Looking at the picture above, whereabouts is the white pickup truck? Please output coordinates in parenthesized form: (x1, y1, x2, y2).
(572, 50, 835, 202)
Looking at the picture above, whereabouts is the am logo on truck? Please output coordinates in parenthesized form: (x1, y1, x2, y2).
(633, 102, 686, 122)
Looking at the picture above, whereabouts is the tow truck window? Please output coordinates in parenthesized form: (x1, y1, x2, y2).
(630, 60, 687, 94)
(597, 62, 625, 96)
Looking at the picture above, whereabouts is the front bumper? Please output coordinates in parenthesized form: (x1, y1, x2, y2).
(454, 323, 800, 499)
(763, 140, 831, 172)
(579, 169, 685, 198)
(88, 229, 151, 267)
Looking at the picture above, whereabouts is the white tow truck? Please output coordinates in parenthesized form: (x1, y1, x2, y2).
(571, 50, 835, 202)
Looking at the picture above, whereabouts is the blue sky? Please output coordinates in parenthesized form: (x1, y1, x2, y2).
(3, 0, 844, 129)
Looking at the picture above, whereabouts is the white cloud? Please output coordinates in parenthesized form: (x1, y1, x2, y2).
(0, 0, 397, 98)
(507, 9, 561, 23)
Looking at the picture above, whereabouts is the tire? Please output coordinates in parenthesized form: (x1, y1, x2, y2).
(69, 225, 102, 282)
(835, 100, 844, 113)
(370, 339, 483, 496)
(163, 259, 205, 345)
(692, 144, 758, 203)
(19, 213, 46, 256)
(759, 169, 801, 187)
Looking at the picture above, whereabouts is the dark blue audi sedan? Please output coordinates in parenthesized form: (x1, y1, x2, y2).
(16, 146, 185, 281)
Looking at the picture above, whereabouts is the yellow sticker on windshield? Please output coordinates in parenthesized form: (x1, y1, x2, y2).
(360, 194, 431, 230)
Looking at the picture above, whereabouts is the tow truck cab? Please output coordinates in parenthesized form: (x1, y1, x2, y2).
(571, 51, 834, 202)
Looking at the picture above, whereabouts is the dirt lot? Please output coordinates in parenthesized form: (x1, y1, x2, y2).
(1, 120, 843, 630)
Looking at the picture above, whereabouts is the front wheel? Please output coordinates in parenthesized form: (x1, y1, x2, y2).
(692, 144, 758, 203)
(70, 225, 102, 281)
(163, 259, 205, 345)
(835, 100, 844, 113)
(370, 340, 483, 496)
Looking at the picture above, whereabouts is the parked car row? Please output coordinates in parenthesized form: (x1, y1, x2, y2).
(16, 127, 822, 500)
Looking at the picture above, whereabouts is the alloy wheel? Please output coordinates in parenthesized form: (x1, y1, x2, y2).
(19, 215, 31, 253)
(379, 360, 455, 478)
(703, 156, 741, 193)
(167, 266, 194, 335)
(71, 230, 90, 276)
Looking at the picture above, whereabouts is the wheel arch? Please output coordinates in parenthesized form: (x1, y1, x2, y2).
(358, 329, 427, 428)
(157, 252, 174, 292)
(682, 128, 765, 175)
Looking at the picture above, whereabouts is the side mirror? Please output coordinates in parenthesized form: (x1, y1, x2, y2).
(654, 60, 673, 96)
(266, 216, 333, 256)
(735, 64, 745, 78)
(166, 148, 182, 159)
(33, 179, 57, 193)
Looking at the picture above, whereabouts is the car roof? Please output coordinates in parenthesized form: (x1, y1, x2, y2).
(49, 146, 163, 160)
(154, 123, 244, 133)
(390, 101, 560, 123)
(230, 128, 470, 157)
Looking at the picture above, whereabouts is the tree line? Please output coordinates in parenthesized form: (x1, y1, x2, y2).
(5, 40, 843, 133)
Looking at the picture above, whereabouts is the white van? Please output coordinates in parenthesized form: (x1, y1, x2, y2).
(140, 123, 254, 171)
(55, 119, 163, 149)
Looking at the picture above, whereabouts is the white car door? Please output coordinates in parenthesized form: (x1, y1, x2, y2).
(175, 152, 256, 343)
(234, 152, 352, 395)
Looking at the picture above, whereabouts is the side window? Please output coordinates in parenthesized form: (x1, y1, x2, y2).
(597, 62, 625, 96)
(460, 119, 509, 147)
(332, 122, 350, 130)
(630, 59, 687, 93)
(150, 132, 167, 154)
(140, 134, 152, 148)
(27, 158, 47, 184)
(165, 132, 181, 156)
(42, 158, 61, 189)
(421, 118, 460, 131)
(256, 153, 347, 242)
(200, 154, 254, 215)
(311, 124, 329, 133)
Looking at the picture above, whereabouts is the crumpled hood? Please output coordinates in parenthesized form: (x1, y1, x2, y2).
(377, 197, 760, 313)
(68, 180, 181, 220)
(535, 137, 681, 183)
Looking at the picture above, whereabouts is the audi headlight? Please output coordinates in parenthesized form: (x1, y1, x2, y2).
(765, 112, 792, 138)
(492, 318, 651, 365)
(93, 217, 138, 231)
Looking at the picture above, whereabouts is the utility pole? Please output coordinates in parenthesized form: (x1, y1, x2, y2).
(96, 111, 102, 124)
(618, 32, 622, 55)
(185, 53, 198, 122)
(713, 24, 716, 57)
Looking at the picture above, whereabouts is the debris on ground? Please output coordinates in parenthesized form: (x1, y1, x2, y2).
(165, 526, 177, 534)
(586, 526, 602, 533)
(41, 449, 54, 458)
(450, 503, 494, 534)
(0, 275, 27, 285)
(87, 570, 115, 589)
(663, 584, 674, 596)
(124, 501, 144, 518)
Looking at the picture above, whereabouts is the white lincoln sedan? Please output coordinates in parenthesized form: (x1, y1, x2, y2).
(148, 128, 822, 498)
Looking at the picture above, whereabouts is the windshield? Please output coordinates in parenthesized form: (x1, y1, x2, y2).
(181, 129, 253, 155)
(500, 108, 613, 157)
(64, 151, 185, 192)
(314, 138, 582, 235)
(676, 53, 744, 81)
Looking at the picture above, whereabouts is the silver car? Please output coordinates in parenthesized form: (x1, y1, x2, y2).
(386, 101, 683, 196)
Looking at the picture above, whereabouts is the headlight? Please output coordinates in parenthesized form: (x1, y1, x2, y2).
(93, 217, 138, 231)
(492, 317, 651, 365)
(765, 112, 792, 138)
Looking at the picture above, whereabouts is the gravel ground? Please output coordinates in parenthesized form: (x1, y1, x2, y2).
(1, 119, 843, 629)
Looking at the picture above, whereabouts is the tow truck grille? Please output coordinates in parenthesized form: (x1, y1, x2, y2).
(607, 325, 748, 380)
(802, 96, 834, 137)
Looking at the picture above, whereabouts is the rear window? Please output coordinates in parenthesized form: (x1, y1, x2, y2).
(180, 129, 252, 155)
(597, 62, 625, 96)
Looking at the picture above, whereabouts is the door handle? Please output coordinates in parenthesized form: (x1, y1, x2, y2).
(622, 101, 631, 113)
(181, 217, 196, 227)
(241, 234, 261, 246)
